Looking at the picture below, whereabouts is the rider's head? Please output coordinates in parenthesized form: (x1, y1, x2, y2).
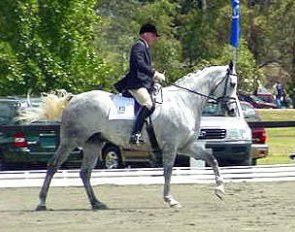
(139, 23, 160, 46)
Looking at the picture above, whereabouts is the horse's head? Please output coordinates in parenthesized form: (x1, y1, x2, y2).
(211, 61, 238, 115)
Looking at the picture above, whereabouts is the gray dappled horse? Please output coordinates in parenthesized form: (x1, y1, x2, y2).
(34, 63, 237, 210)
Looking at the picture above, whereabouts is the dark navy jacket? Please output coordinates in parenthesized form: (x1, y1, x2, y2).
(114, 39, 155, 94)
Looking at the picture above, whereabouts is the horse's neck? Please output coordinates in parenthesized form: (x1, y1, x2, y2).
(175, 71, 213, 115)
(175, 69, 215, 93)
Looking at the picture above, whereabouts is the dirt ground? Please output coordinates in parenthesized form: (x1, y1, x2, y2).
(0, 181, 295, 232)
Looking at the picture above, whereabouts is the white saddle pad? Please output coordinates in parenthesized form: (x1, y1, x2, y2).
(109, 95, 135, 120)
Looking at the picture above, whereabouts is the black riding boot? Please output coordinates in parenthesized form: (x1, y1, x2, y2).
(130, 106, 153, 145)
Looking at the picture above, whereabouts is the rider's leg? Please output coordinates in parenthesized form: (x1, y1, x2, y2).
(129, 88, 154, 144)
(129, 106, 153, 144)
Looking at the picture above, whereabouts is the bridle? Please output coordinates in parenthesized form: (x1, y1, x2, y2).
(171, 68, 237, 103)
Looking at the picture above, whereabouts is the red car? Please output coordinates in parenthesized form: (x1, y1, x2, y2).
(255, 93, 274, 103)
(240, 101, 269, 165)
(238, 93, 277, 109)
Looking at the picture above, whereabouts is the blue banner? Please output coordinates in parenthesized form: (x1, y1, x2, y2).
(230, 0, 240, 48)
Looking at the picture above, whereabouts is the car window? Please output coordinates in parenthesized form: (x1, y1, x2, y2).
(0, 97, 44, 125)
(0, 101, 19, 125)
(18, 97, 41, 109)
(250, 95, 265, 103)
(18, 98, 58, 124)
(240, 102, 260, 121)
(202, 100, 239, 117)
(241, 102, 253, 112)
(257, 85, 271, 94)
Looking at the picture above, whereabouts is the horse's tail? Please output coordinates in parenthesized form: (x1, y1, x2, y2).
(18, 89, 73, 123)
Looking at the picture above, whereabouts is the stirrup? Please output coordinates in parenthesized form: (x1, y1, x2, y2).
(129, 133, 144, 145)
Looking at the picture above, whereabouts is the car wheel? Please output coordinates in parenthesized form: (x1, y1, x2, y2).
(102, 145, 123, 169)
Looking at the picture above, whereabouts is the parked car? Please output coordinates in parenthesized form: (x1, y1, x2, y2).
(240, 101, 268, 165)
(197, 99, 252, 166)
(254, 85, 274, 103)
(255, 85, 293, 108)
(101, 98, 252, 168)
(238, 92, 277, 109)
(0, 96, 83, 170)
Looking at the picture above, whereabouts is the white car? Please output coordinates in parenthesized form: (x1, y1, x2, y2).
(194, 99, 252, 166)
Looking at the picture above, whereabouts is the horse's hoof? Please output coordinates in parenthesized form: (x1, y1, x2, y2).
(164, 196, 182, 208)
(170, 202, 182, 208)
(92, 202, 108, 210)
(215, 186, 224, 200)
(36, 205, 47, 211)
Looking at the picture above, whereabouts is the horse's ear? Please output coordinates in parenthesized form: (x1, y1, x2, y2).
(228, 60, 237, 76)
(229, 60, 234, 72)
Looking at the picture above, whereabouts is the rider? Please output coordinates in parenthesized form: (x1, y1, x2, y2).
(114, 23, 165, 145)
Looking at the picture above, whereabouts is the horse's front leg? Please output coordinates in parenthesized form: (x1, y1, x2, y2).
(203, 148, 224, 199)
(162, 152, 181, 208)
(180, 141, 225, 200)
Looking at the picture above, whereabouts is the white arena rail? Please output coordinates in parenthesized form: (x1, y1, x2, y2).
(1, 164, 295, 188)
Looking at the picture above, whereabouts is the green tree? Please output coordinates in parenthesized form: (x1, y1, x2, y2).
(94, 0, 140, 90)
(194, 38, 264, 92)
(265, 1, 295, 107)
(1, 0, 285, 101)
(0, 0, 109, 95)
(175, 1, 230, 66)
(95, 0, 185, 86)
(243, 0, 295, 107)
(134, 0, 185, 82)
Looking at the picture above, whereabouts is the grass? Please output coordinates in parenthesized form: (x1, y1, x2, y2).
(255, 109, 295, 165)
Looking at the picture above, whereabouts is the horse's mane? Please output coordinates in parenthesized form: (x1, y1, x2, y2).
(174, 65, 226, 87)
(174, 70, 201, 86)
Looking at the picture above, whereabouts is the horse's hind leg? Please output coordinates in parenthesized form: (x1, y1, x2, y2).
(80, 137, 107, 210)
(36, 141, 76, 211)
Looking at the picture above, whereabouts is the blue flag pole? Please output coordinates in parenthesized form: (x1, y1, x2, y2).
(230, 0, 240, 67)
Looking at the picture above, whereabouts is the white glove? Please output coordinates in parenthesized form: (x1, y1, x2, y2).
(153, 71, 166, 83)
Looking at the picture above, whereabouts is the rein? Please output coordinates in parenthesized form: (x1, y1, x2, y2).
(171, 69, 236, 103)
(171, 83, 218, 101)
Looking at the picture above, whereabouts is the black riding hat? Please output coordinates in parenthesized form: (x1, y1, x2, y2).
(139, 23, 160, 37)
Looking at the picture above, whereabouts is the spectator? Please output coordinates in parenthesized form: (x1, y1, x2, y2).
(273, 81, 285, 108)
